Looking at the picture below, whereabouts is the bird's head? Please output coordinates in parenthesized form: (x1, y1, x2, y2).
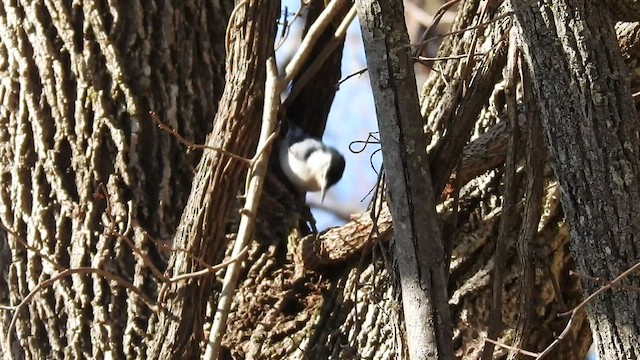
(319, 147, 345, 202)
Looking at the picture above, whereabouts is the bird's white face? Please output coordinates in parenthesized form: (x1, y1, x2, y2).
(302, 150, 333, 193)
(278, 128, 343, 203)
(280, 145, 331, 192)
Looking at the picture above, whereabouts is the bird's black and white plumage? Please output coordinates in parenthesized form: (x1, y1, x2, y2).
(278, 123, 345, 202)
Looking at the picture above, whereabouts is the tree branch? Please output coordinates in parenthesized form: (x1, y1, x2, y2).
(355, 0, 454, 358)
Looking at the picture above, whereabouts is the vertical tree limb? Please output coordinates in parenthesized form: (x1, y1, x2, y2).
(147, 0, 279, 358)
(204, 57, 282, 360)
(482, 27, 520, 360)
(507, 60, 545, 360)
(354, 0, 453, 358)
(511, 0, 640, 358)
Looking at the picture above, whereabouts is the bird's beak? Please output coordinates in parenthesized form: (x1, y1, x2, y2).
(321, 186, 327, 203)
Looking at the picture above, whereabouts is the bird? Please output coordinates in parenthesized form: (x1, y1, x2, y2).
(278, 122, 346, 202)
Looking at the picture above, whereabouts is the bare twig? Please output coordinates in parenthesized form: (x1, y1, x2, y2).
(559, 260, 640, 318)
(275, 5, 307, 51)
(5, 267, 158, 350)
(415, 52, 487, 62)
(570, 271, 640, 293)
(168, 246, 249, 283)
(338, 67, 368, 86)
(484, 338, 539, 358)
(535, 315, 576, 359)
(535, 261, 640, 359)
(404, 0, 456, 29)
(412, 0, 460, 57)
(0, 221, 64, 272)
(97, 183, 170, 283)
(409, 11, 514, 50)
(150, 111, 252, 165)
(146, 233, 230, 272)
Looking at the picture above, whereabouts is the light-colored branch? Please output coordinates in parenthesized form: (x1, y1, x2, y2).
(283, 4, 356, 108)
(284, 0, 349, 83)
(204, 57, 283, 360)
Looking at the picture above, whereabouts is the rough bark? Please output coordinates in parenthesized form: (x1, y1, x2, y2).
(146, 0, 280, 358)
(2, 0, 640, 359)
(512, 0, 640, 358)
(355, 0, 453, 358)
(0, 1, 232, 359)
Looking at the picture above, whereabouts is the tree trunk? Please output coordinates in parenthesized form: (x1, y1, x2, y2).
(2, 0, 640, 359)
(146, 0, 280, 357)
(512, 0, 640, 358)
(0, 1, 232, 358)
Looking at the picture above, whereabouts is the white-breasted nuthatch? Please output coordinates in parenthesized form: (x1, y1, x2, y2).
(278, 122, 345, 202)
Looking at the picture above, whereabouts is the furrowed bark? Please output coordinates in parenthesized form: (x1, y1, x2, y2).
(0, 1, 231, 358)
(146, 1, 279, 358)
(512, 0, 640, 358)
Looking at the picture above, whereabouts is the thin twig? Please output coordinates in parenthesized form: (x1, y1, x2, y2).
(409, 11, 514, 50)
(97, 183, 170, 283)
(535, 315, 576, 359)
(275, 5, 306, 51)
(484, 338, 539, 358)
(559, 260, 640, 317)
(415, 52, 487, 62)
(537, 260, 640, 358)
(0, 221, 65, 272)
(412, 0, 460, 57)
(570, 271, 640, 293)
(146, 233, 225, 271)
(5, 267, 158, 350)
(338, 67, 368, 86)
(168, 246, 249, 283)
(150, 111, 251, 164)
(404, 0, 456, 29)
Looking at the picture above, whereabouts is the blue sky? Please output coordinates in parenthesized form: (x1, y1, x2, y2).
(276, 4, 381, 230)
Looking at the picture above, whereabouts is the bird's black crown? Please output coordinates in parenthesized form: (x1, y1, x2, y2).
(326, 148, 346, 187)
